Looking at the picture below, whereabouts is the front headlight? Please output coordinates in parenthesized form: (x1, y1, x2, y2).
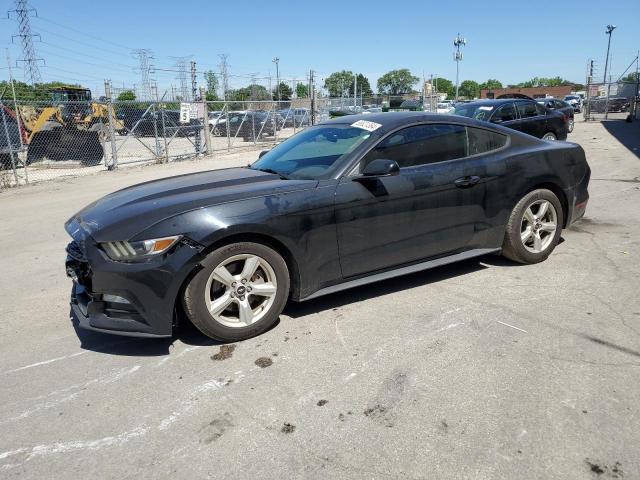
(102, 235, 181, 261)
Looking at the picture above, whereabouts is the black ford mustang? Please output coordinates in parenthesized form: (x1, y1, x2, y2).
(65, 112, 590, 341)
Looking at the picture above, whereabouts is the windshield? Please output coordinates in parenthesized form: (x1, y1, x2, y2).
(453, 104, 494, 121)
(250, 125, 372, 180)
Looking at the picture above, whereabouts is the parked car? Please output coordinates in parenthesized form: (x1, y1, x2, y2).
(0, 106, 23, 170)
(536, 98, 575, 133)
(208, 111, 227, 135)
(65, 111, 590, 341)
(214, 111, 279, 140)
(436, 102, 454, 114)
(278, 108, 310, 128)
(116, 109, 202, 137)
(453, 98, 568, 140)
(584, 96, 630, 113)
(563, 95, 582, 113)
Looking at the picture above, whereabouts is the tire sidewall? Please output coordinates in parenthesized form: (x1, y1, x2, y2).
(506, 189, 564, 264)
(185, 242, 290, 342)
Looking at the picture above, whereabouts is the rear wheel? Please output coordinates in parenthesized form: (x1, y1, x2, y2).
(542, 132, 557, 141)
(183, 242, 290, 342)
(502, 189, 563, 264)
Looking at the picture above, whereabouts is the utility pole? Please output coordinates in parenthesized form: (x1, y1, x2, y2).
(354, 73, 358, 109)
(218, 54, 229, 101)
(9, 0, 43, 85)
(453, 33, 466, 102)
(310, 69, 316, 125)
(104, 80, 118, 170)
(273, 57, 280, 101)
(191, 60, 201, 153)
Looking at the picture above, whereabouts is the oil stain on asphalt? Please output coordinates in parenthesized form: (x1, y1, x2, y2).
(211, 344, 236, 361)
(255, 357, 273, 368)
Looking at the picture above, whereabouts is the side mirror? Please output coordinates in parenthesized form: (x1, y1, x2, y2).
(359, 159, 400, 178)
(258, 150, 269, 159)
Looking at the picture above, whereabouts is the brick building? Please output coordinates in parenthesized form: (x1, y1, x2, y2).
(481, 86, 573, 99)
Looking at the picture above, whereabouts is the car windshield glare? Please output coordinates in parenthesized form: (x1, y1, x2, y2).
(250, 125, 372, 179)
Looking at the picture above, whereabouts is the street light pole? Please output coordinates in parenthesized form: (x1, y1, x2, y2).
(603, 24, 616, 84)
(453, 33, 466, 102)
(603, 24, 616, 120)
(272, 57, 280, 102)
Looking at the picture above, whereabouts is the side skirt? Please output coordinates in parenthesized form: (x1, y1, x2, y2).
(300, 248, 501, 302)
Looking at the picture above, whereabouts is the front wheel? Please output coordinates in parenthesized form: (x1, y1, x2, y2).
(542, 132, 557, 141)
(567, 118, 574, 133)
(183, 242, 290, 342)
(502, 189, 563, 264)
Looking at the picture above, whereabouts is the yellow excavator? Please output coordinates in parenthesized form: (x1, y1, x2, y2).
(15, 86, 122, 166)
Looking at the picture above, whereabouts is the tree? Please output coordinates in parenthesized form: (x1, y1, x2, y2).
(350, 73, 373, 97)
(377, 69, 419, 95)
(116, 90, 136, 101)
(431, 77, 454, 98)
(0, 80, 86, 101)
(479, 79, 503, 91)
(203, 70, 219, 101)
(622, 72, 640, 83)
(227, 84, 271, 101)
(323, 70, 354, 97)
(273, 82, 293, 101)
(296, 82, 309, 98)
(458, 80, 480, 99)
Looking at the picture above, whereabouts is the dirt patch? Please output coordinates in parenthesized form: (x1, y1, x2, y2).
(317, 399, 328, 407)
(281, 422, 296, 434)
(255, 357, 273, 368)
(211, 344, 236, 361)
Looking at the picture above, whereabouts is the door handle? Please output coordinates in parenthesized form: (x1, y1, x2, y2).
(454, 175, 481, 188)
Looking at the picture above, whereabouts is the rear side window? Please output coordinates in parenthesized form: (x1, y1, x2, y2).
(467, 127, 508, 155)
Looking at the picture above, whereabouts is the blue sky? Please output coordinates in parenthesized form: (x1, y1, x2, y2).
(1, 0, 639, 96)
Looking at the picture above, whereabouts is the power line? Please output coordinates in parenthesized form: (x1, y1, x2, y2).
(33, 15, 133, 52)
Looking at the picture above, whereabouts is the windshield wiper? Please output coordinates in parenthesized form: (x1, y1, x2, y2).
(254, 167, 290, 180)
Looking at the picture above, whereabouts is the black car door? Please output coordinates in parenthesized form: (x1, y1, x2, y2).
(515, 100, 546, 138)
(489, 102, 519, 130)
(334, 123, 507, 278)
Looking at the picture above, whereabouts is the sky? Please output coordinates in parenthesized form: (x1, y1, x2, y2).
(1, 0, 639, 97)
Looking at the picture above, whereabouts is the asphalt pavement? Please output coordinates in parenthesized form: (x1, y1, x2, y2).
(0, 118, 638, 479)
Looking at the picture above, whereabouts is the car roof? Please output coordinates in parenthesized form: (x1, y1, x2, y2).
(320, 111, 502, 131)
(460, 99, 532, 106)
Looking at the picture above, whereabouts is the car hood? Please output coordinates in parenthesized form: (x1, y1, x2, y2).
(65, 167, 317, 242)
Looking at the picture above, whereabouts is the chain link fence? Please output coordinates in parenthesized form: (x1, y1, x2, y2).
(583, 80, 640, 122)
(1, 97, 327, 188)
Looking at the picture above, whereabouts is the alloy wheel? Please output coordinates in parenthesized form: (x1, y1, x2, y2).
(204, 254, 278, 328)
(542, 133, 557, 141)
(520, 200, 557, 253)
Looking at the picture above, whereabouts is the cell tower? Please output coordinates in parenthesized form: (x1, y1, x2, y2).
(9, 0, 43, 85)
(218, 54, 230, 101)
(132, 49, 154, 100)
(172, 56, 191, 101)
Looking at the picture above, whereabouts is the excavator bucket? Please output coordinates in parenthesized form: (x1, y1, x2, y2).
(27, 127, 104, 166)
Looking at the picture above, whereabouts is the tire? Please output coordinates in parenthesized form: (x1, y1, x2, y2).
(502, 189, 564, 264)
(567, 118, 574, 133)
(183, 242, 290, 342)
(542, 132, 557, 141)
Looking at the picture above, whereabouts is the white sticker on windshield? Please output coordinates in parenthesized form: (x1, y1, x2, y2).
(478, 106, 494, 111)
(351, 120, 383, 132)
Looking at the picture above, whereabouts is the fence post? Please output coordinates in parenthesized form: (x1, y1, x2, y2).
(1, 103, 20, 186)
(160, 104, 169, 163)
(200, 87, 211, 155)
(104, 81, 118, 170)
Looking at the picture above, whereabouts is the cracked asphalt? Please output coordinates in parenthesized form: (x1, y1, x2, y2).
(0, 118, 639, 479)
